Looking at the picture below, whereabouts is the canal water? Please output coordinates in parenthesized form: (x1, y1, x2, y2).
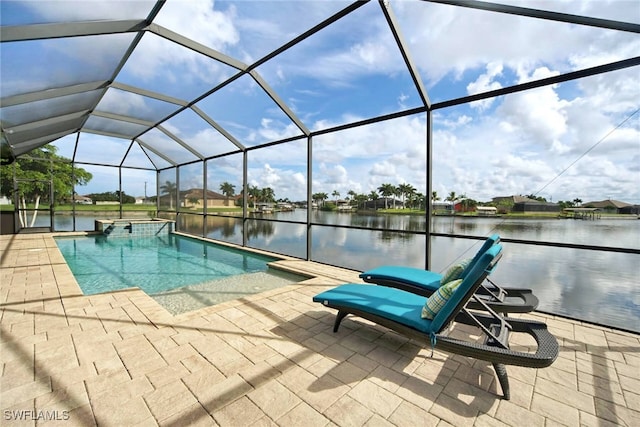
(46, 210, 640, 332)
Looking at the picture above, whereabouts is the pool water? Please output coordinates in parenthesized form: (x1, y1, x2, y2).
(55, 234, 303, 313)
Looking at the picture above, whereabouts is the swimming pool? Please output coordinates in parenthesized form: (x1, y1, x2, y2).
(55, 234, 304, 314)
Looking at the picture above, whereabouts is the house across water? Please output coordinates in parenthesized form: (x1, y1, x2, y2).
(562, 207, 601, 220)
(476, 206, 498, 216)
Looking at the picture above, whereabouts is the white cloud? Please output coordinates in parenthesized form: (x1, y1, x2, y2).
(439, 114, 473, 130)
(96, 89, 148, 116)
(370, 161, 397, 178)
(319, 163, 349, 186)
(393, 0, 638, 85)
(248, 163, 308, 201)
(16, 0, 156, 22)
(497, 67, 570, 153)
(155, 0, 239, 50)
(468, 62, 504, 111)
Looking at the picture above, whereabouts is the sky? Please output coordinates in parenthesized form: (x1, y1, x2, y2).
(2, 0, 639, 204)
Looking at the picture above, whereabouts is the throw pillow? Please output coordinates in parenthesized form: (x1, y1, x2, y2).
(441, 258, 472, 284)
(421, 279, 463, 319)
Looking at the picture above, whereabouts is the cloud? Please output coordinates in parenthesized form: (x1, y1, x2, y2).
(467, 62, 504, 111)
(96, 89, 151, 117)
(393, 0, 638, 85)
(155, 0, 239, 50)
(318, 163, 349, 186)
(497, 67, 570, 153)
(248, 163, 307, 201)
(370, 161, 396, 178)
(14, 0, 156, 23)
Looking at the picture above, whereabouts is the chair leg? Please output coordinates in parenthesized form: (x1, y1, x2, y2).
(333, 311, 349, 332)
(493, 363, 510, 400)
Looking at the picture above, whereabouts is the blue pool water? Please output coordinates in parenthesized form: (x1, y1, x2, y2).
(55, 234, 281, 296)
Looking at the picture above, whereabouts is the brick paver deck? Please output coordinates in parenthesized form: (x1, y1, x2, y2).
(2, 233, 639, 426)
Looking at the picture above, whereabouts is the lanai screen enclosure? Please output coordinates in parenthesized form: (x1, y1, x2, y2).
(1, 1, 639, 270)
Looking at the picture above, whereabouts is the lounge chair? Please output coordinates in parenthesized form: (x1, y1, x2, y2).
(359, 234, 539, 313)
(313, 245, 558, 400)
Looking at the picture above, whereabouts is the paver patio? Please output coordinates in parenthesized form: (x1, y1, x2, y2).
(1, 233, 639, 426)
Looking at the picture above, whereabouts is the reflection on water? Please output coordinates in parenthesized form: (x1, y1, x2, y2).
(49, 210, 640, 332)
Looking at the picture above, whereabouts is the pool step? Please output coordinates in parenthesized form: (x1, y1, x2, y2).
(103, 224, 114, 235)
(103, 222, 132, 236)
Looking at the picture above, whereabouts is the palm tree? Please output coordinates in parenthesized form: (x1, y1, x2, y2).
(573, 198, 582, 207)
(367, 191, 379, 209)
(398, 183, 416, 209)
(377, 183, 395, 209)
(354, 193, 368, 209)
(248, 185, 260, 207)
(261, 187, 275, 203)
(445, 191, 458, 214)
(413, 192, 425, 210)
(446, 191, 457, 202)
(347, 190, 357, 205)
(458, 193, 472, 212)
(332, 190, 340, 203)
(160, 180, 177, 209)
(219, 182, 236, 206)
(392, 186, 401, 209)
(313, 192, 328, 207)
(431, 191, 440, 202)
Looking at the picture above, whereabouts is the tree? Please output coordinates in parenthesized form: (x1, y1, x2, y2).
(377, 183, 395, 209)
(431, 191, 440, 202)
(88, 191, 135, 204)
(573, 198, 582, 207)
(392, 186, 401, 209)
(248, 185, 260, 206)
(332, 190, 340, 203)
(219, 182, 236, 206)
(458, 195, 478, 213)
(159, 181, 177, 209)
(458, 193, 469, 212)
(261, 187, 275, 203)
(413, 192, 426, 210)
(445, 191, 457, 202)
(0, 145, 92, 227)
(398, 183, 416, 209)
(354, 193, 368, 209)
(445, 191, 458, 213)
(312, 192, 328, 207)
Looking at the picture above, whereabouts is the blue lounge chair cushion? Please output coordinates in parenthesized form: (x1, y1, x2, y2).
(314, 284, 434, 334)
(359, 234, 501, 293)
(421, 278, 463, 319)
(441, 258, 472, 284)
(360, 266, 441, 289)
(316, 245, 503, 337)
